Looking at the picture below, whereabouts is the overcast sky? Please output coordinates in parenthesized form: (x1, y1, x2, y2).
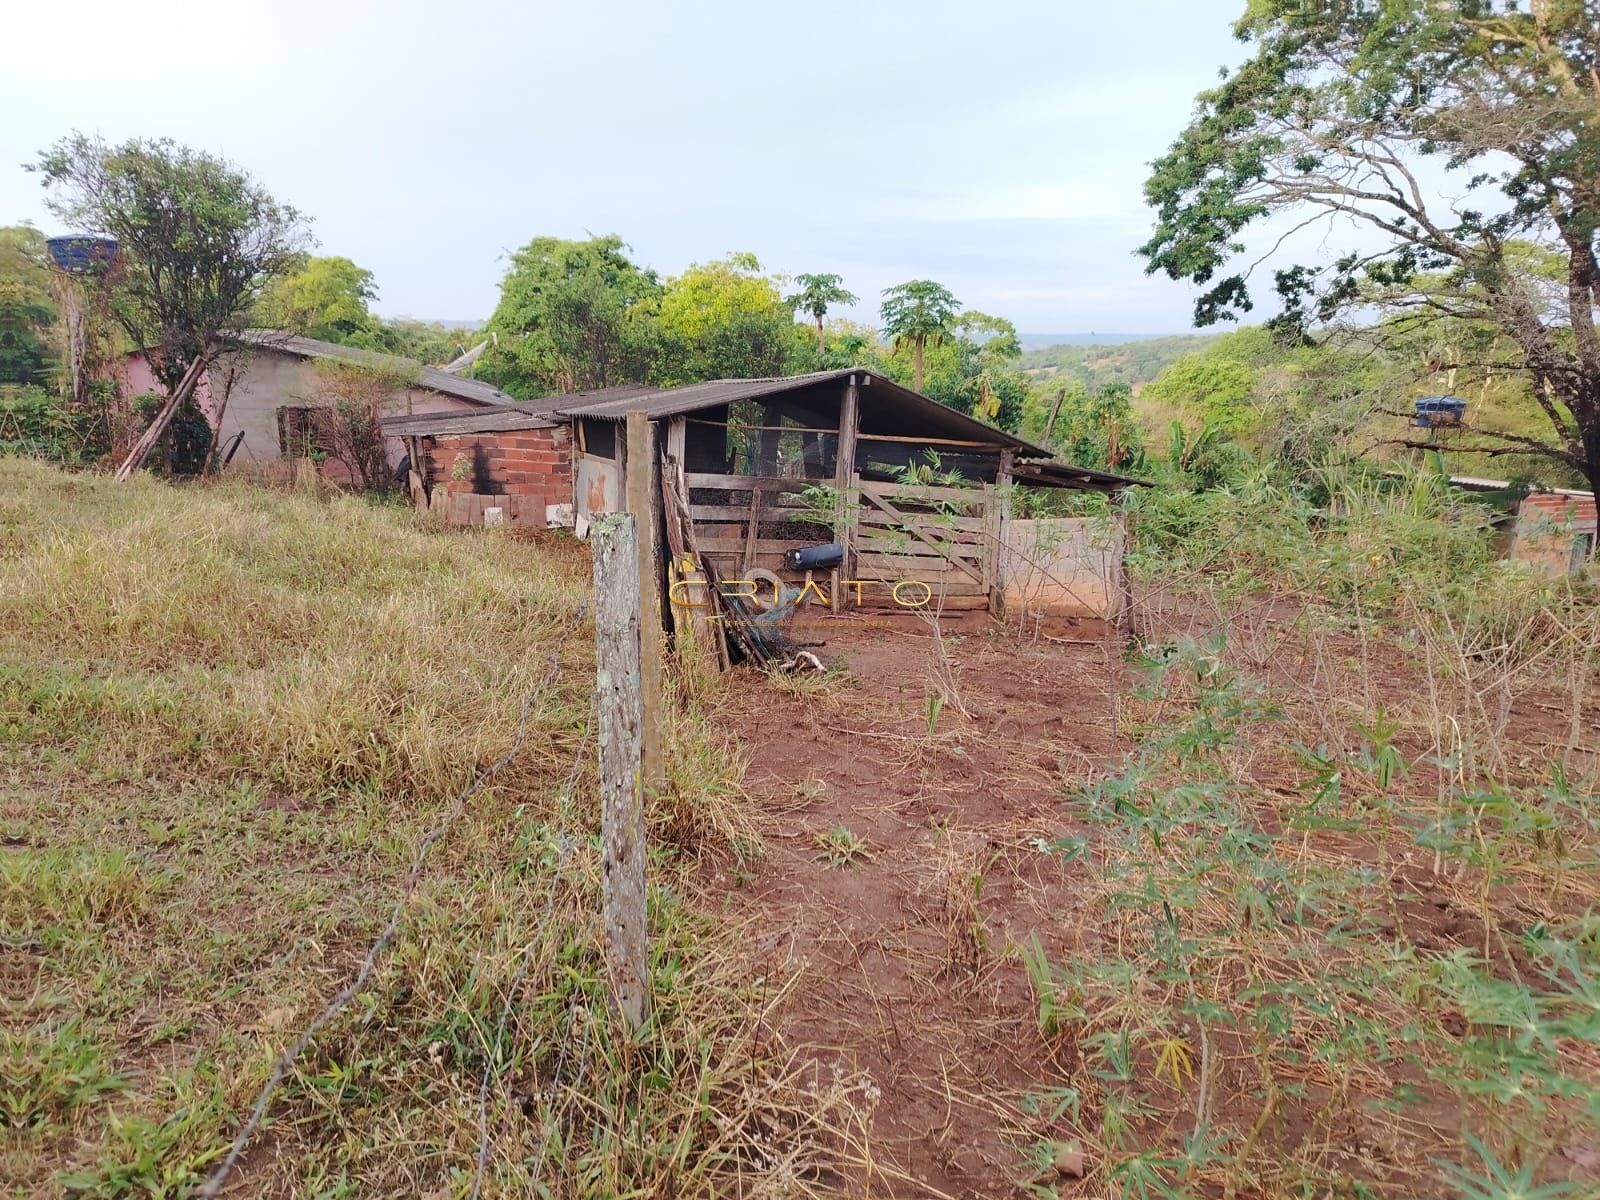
(1, 0, 1252, 334)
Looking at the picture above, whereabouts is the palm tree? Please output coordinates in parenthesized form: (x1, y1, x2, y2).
(879, 280, 959, 392)
(787, 273, 857, 352)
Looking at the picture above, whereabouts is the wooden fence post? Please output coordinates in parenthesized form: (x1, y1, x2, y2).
(591, 512, 649, 1032)
(625, 412, 665, 797)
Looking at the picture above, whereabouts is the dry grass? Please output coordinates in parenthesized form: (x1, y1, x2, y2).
(7, 459, 853, 1197)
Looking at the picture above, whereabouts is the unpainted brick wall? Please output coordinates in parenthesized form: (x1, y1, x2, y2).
(422, 426, 573, 525)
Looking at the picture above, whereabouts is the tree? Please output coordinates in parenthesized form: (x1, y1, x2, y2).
(1039, 381, 1146, 473)
(1140, 1, 1600, 495)
(0, 225, 56, 386)
(1144, 350, 1259, 436)
(256, 255, 379, 344)
(880, 280, 959, 392)
(480, 234, 660, 398)
(878, 307, 1030, 432)
(33, 134, 308, 480)
(787, 272, 857, 352)
(302, 359, 416, 490)
(654, 252, 797, 384)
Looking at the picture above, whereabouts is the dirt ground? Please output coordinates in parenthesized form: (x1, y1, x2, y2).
(694, 613, 1128, 1197)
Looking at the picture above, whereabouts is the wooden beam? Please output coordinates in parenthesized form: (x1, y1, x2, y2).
(855, 433, 1006, 449)
(625, 412, 664, 799)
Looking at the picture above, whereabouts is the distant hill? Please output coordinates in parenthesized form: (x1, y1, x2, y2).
(1017, 332, 1187, 351)
(1018, 333, 1218, 393)
(401, 318, 485, 331)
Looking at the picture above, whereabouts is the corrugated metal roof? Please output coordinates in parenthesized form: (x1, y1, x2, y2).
(379, 404, 558, 436)
(524, 369, 1051, 451)
(236, 331, 517, 407)
(548, 371, 854, 421)
(1012, 458, 1152, 493)
(376, 367, 1148, 492)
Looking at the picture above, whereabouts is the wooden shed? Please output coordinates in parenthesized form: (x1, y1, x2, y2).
(382, 369, 1145, 616)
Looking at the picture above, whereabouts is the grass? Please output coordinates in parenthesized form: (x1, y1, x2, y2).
(1013, 469, 1600, 1199)
(8, 459, 851, 1197)
(814, 826, 869, 869)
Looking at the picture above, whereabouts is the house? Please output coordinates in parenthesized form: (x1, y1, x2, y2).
(116, 332, 515, 480)
(381, 368, 1147, 618)
(1449, 475, 1597, 576)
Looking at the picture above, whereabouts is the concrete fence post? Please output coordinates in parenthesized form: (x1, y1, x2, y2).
(591, 511, 649, 1032)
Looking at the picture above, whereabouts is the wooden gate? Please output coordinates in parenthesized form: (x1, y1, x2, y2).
(848, 476, 997, 610)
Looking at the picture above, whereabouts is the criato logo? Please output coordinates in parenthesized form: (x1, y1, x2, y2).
(669, 577, 935, 608)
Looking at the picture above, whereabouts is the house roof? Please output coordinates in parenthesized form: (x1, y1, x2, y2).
(380, 404, 558, 436)
(236, 331, 516, 407)
(1449, 474, 1593, 500)
(519, 369, 1046, 450)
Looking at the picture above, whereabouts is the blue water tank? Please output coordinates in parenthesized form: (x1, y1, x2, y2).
(45, 236, 119, 273)
(1414, 395, 1466, 428)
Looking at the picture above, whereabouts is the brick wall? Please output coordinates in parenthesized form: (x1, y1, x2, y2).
(420, 426, 573, 526)
(1511, 491, 1597, 576)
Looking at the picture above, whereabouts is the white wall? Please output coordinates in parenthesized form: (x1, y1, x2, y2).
(997, 514, 1125, 620)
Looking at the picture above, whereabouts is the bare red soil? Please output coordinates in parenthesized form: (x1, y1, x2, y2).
(696, 615, 1127, 1196)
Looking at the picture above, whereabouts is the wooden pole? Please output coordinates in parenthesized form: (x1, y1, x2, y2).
(832, 374, 861, 588)
(625, 412, 665, 797)
(592, 512, 650, 1032)
(1042, 386, 1067, 452)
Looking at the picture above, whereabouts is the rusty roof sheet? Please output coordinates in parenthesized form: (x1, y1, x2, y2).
(379, 404, 558, 437)
(1011, 458, 1151, 493)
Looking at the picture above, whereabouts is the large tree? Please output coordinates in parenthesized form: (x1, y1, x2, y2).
(256, 254, 379, 345)
(33, 134, 308, 480)
(787, 272, 857, 352)
(480, 234, 660, 397)
(1140, 0, 1600, 494)
(654, 252, 797, 384)
(880, 279, 959, 393)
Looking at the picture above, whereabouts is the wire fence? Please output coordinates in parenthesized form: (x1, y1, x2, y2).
(199, 649, 568, 1199)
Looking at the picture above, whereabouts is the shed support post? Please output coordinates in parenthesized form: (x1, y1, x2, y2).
(833, 374, 861, 591)
(592, 512, 650, 1033)
(992, 449, 1015, 616)
(625, 412, 664, 799)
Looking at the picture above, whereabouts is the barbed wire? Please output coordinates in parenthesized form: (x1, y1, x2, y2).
(198, 650, 564, 1199)
(468, 704, 594, 1200)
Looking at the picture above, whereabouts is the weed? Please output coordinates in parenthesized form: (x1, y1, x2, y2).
(815, 825, 869, 868)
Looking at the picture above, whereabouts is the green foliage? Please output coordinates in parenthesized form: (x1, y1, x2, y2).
(32, 133, 309, 393)
(653, 252, 798, 384)
(1032, 381, 1146, 473)
(1018, 334, 1218, 394)
(1138, 1, 1600, 489)
(255, 255, 379, 343)
(786, 272, 856, 350)
(0, 384, 112, 463)
(0, 224, 57, 386)
(879, 279, 959, 390)
(1143, 351, 1256, 436)
(479, 234, 661, 398)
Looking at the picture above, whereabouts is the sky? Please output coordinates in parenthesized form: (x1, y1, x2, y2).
(0, 0, 1253, 334)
